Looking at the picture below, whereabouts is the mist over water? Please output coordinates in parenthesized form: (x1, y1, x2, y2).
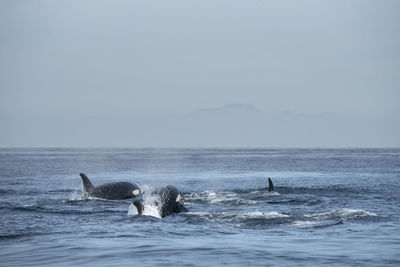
(0, 148, 399, 266)
(1, 1, 399, 148)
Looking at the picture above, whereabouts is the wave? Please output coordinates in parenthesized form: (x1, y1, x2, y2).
(304, 208, 377, 220)
(179, 207, 379, 230)
(291, 208, 377, 229)
(49, 189, 77, 193)
(184, 188, 329, 208)
(0, 232, 49, 240)
(236, 211, 289, 218)
(9, 205, 124, 215)
(0, 189, 16, 195)
(187, 190, 259, 205)
(179, 209, 292, 229)
(185, 210, 289, 219)
(291, 220, 344, 228)
(276, 186, 375, 196)
(248, 190, 280, 197)
(266, 196, 323, 206)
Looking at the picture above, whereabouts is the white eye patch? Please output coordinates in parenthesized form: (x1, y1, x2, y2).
(132, 189, 140, 196)
(176, 194, 183, 204)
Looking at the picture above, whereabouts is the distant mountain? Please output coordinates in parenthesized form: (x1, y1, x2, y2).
(191, 103, 264, 117)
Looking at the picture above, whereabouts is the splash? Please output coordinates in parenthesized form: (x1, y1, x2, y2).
(141, 193, 162, 218)
(127, 203, 138, 215)
(69, 186, 84, 201)
(127, 185, 162, 219)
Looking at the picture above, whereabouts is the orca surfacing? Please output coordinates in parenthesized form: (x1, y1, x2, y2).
(80, 173, 141, 200)
(133, 185, 185, 218)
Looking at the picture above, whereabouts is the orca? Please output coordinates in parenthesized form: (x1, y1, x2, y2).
(79, 173, 141, 200)
(133, 185, 185, 218)
(268, 177, 274, 192)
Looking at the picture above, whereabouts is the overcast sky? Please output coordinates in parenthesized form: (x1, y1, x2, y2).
(0, 0, 399, 147)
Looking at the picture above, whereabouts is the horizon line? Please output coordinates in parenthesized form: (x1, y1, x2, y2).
(0, 146, 399, 150)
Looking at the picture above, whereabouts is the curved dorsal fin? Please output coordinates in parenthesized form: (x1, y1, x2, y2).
(268, 177, 274, 192)
(80, 173, 95, 193)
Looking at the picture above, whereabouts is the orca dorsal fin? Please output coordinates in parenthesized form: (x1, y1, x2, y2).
(80, 173, 95, 193)
(268, 177, 274, 192)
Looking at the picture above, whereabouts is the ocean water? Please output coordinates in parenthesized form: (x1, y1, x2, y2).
(0, 148, 399, 266)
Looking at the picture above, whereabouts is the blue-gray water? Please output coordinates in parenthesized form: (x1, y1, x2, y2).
(0, 148, 399, 266)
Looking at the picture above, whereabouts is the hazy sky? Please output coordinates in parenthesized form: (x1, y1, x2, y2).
(0, 0, 399, 147)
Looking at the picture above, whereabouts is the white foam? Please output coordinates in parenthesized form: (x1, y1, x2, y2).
(207, 191, 234, 204)
(185, 211, 211, 216)
(69, 187, 84, 201)
(127, 185, 162, 218)
(292, 220, 330, 228)
(190, 190, 257, 205)
(304, 208, 377, 218)
(335, 208, 377, 217)
(249, 190, 280, 197)
(127, 201, 161, 218)
(141, 196, 162, 219)
(237, 211, 289, 218)
(267, 191, 280, 196)
(127, 203, 138, 215)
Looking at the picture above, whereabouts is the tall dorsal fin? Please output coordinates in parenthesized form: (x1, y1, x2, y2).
(80, 173, 95, 193)
(268, 177, 274, 192)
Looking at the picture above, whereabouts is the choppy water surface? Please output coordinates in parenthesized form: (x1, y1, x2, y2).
(0, 148, 399, 266)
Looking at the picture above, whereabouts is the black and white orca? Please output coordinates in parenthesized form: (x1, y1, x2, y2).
(133, 185, 185, 218)
(79, 173, 141, 200)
